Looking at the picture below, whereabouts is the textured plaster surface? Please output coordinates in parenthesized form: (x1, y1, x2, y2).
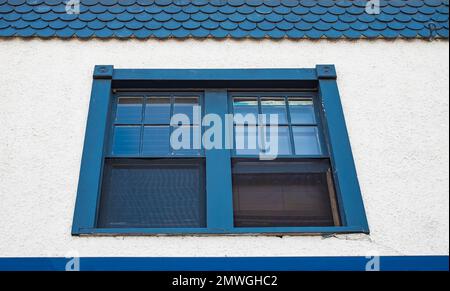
(0, 39, 448, 257)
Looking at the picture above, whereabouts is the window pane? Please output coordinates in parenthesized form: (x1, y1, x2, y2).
(112, 126, 140, 155)
(263, 125, 291, 156)
(116, 97, 143, 124)
(171, 126, 202, 156)
(232, 160, 338, 227)
(173, 97, 199, 124)
(97, 159, 206, 228)
(233, 98, 258, 125)
(145, 97, 171, 124)
(143, 126, 170, 156)
(261, 97, 288, 124)
(293, 126, 322, 155)
(235, 125, 260, 155)
(289, 98, 316, 124)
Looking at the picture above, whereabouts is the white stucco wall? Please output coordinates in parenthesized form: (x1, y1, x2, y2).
(0, 38, 448, 257)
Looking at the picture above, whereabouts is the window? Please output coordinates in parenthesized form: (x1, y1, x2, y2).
(98, 93, 205, 229)
(72, 65, 369, 235)
(230, 93, 339, 228)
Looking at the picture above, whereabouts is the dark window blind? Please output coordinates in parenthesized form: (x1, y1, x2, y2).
(97, 159, 206, 228)
(232, 159, 340, 227)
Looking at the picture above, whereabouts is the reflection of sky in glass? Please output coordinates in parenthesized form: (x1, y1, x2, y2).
(173, 97, 199, 124)
(264, 126, 291, 155)
(171, 126, 202, 156)
(143, 126, 170, 155)
(112, 126, 140, 155)
(235, 125, 260, 155)
(293, 126, 322, 155)
(116, 97, 143, 124)
(233, 98, 258, 124)
(145, 97, 171, 124)
(261, 98, 288, 124)
(289, 98, 316, 124)
(112, 94, 323, 157)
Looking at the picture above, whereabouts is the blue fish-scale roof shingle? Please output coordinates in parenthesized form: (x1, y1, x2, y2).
(0, 0, 448, 39)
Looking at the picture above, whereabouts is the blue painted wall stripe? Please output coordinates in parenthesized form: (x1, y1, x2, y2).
(0, 256, 448, 271)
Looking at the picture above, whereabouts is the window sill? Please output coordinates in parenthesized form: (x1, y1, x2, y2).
(73, 226, 369, 236)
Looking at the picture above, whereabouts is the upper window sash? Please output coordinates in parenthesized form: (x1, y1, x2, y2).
(107, 92, 205, 158)
(229, 92, 329, 158)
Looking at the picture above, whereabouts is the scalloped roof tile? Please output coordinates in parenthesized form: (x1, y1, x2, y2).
(0, 0, 448, 39)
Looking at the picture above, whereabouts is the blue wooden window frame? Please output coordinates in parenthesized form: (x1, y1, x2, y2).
(72, 65, 369, 235)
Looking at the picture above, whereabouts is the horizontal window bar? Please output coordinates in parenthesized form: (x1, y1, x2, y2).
(232, 159, 331, 174)
(105, 154, 205, 159)
(113, 69, 318, 81)
(114, 88, 319, 93)
(230, 154, 330, 159)
(77, 226, 367, 236)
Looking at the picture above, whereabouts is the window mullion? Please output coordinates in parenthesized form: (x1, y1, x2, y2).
(139, 95, 146, 155)
(285, 95, 296, 156)
(257, 96, 265, 154)
(169, 94, 175, 156)
(313, 94, 329, 156)
(204, 89, 234, 231)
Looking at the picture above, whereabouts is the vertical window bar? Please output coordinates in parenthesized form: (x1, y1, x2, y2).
(108, 96, 118, 155)
(313, 95, 328, 156)
(169, 94, 175, 156)
(284, 95, 296, 157)
(326, 169, 341, 226)
(257, 95, 265, 154)
(139, 96, 146, 155)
